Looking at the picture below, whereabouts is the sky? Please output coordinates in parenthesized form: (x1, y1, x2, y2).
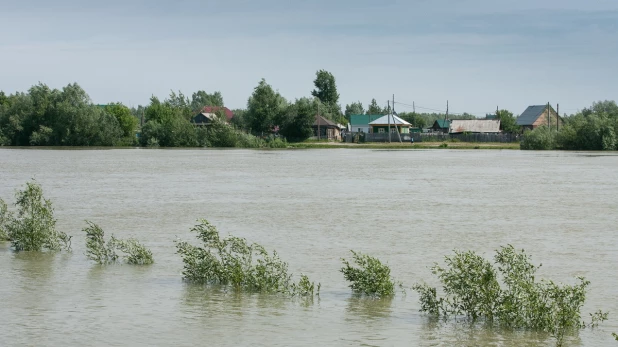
(1, 0, 617, 117)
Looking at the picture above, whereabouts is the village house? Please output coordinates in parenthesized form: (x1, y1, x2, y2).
(430, 120, 451, 133)
(313, 115, 341, 140)
(369, 114, 412, 134)
(191, 106, 234, 126)
(449, 119, 501, 134)
(516, 105, 562, 131)
(349, 114, 383, 133)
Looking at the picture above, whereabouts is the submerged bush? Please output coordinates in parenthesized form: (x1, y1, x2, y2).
(4, 180, 71, 252)
(84, 221, 153, 265)
(0, 198, 10, 241)
(175, 219, 319, 296)
(340, 250, 398, 298)
(413, 245, 607, 345)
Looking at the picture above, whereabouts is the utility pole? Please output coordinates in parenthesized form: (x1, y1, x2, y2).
(413, 101, 416, 114)
(496, 105, 499, 115)
(388, 100, 391, 143)
(393, 94, 402, 143)
(557, 103, 559, 131)
(317, 101, 320, 140)
(547, 102, 550, 131)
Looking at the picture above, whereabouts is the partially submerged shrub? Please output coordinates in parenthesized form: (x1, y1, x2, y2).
(0, 198, 10, 241)
(175, 219, 319, 296)
(4, 180, 71, 252)
(84, 221, 153, 265)
(340, 250, 398, 298)
(413, 245, 607, 345)
(112, 238, 154, 265)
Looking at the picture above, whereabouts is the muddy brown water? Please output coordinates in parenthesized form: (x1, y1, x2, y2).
(1, 148, 617, 346)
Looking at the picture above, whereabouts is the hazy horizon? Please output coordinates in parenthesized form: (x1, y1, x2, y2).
(2, 0, 617, 116)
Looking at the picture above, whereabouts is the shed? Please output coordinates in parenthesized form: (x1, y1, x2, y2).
(449, 119, 501, 134)
(516, 105, 562, 131)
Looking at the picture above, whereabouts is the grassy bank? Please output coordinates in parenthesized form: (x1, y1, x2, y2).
(287, 141, 520, 150)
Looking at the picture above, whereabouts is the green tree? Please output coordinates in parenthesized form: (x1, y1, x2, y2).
(311, 69, 340, 107)
(105, 103, 138, 138)
(0, 91, 8, 106)
(399, 112, 427, 128)
(278, 97, 315, 142)
(246, 79, 287, 134)
(366, 98, 384, 115)
(345, 102, 364, 118)
(191, 91, 224, 111)
(495, 109, 519, 133)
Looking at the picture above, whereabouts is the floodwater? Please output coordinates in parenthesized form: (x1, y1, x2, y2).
(1, 148, 617, 346)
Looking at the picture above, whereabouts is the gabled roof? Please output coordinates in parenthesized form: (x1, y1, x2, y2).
(349, 114, 383, 125)
(201, 106, 234, 121)
(313, 115, 338, 127)
(449, 119, 501, 133)
(516, 105, 554, 126)
(433, 119, 451, 128)
(369, 114, 411, 126)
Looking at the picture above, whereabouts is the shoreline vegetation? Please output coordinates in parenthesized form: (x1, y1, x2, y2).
(0, 141, 520, 150)
(1, 75, 616, 151)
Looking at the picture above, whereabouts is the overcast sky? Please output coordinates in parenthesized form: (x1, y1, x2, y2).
(1, 0, 617, 116)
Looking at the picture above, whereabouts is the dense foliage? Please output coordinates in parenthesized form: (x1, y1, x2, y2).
(413, 245, 607, 345)
(175, 219, 319, 296)
(84, 221, 153, 265)
(0, 180, 71, 252)
(0, 83, 125, 146)
(340, 250, 398, 298)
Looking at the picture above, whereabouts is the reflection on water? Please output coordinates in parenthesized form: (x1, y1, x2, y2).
(1, 148, 618, 346)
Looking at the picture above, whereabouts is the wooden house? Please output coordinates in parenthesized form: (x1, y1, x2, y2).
(313, 115, 341, 140)
(431, 120, 451, 133)
(516, 105, 563, 131)
(192, 106, 234, 126)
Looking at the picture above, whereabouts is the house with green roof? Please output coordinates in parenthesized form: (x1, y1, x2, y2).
(349, 114, 383, 133)
(430, 119, 451, 133)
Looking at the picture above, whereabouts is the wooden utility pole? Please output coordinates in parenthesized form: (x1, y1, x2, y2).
(547, 102, 550, 131)
(317, 101, 320, 140)
(413, 101, 416, 113)
(393, 94, 402, 143)
(387, 100, 391, 143)
(557, 103, 560, 131)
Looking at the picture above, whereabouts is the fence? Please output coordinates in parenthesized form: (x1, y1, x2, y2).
(344, 132, 520, 143)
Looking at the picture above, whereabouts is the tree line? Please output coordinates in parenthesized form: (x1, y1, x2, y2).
(1, 71, 616, 150)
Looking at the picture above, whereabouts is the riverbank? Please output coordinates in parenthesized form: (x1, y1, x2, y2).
(287, 141, 520, 150)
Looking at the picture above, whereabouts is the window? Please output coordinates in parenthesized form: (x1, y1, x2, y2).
(378, 128, 385, 133)
(391, 128, 397, 133)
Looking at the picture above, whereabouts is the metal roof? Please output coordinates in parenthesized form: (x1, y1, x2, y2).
(349, 114, 383, 125)
(516, 105, 551, 126)
(449, 119, 501, 133)
(433, 120, 451, 128)
(369, 114, 411, 126)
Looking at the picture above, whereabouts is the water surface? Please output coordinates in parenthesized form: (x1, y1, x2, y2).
(1, 148, 617, 346)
